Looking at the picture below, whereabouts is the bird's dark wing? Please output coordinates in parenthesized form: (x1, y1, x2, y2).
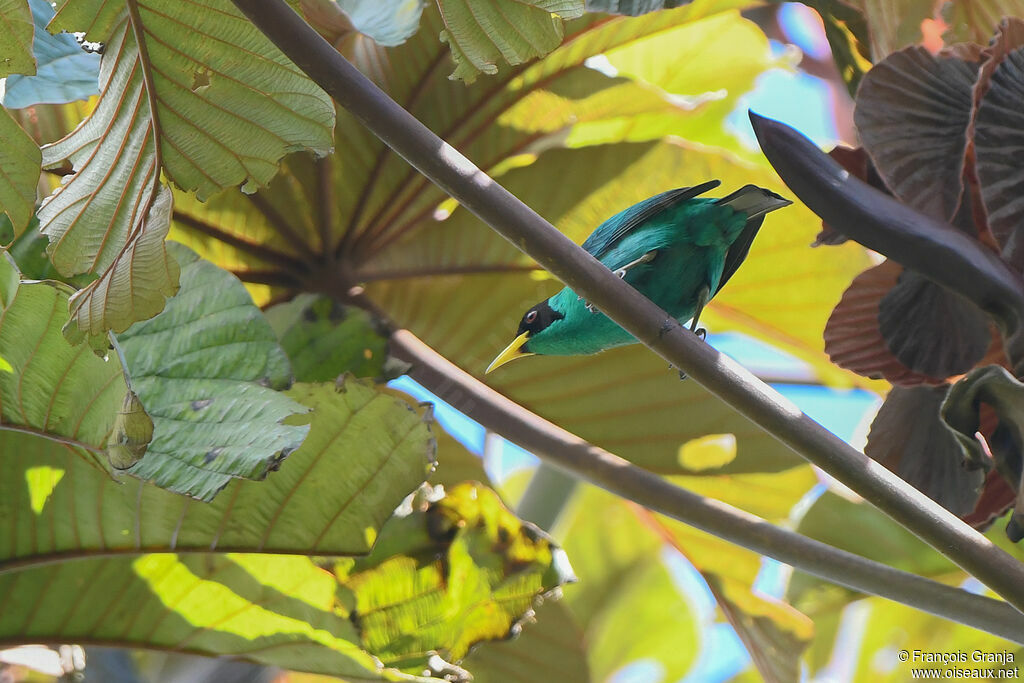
(713, 184, 791, 294)
(715, 215, 764, 295)
(580, 179, 722, 258)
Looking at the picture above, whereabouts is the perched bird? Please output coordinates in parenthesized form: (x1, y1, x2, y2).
(486, 180, 791, 373)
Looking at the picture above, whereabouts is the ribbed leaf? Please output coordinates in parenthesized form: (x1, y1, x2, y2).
(3, 0, 100, 108)
(0, 106, 41, 240)
(854, 47, 979, 222)
(0, 380, 433, 565)
(866, 385, 984, 517)
(65, 184, 180, 341)
(114, 243, 307, 501)
(0, 252, 126, 455)
(0, 0, 35, 78)
(172, 4, 771, 284)
(976, 46, 1024, 268)
(37, 0, 334, 336)
(824, 260, 947, 385)
(437, 0, 584, 82)
(0, 553, 422, 681)
(336, 482, 575, 675)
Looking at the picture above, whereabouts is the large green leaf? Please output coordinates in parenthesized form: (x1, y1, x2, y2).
(0, 554, 419, 681)
(333, 482, 575, 675)
(786, 492, 966, 613)
(0, 252, 126, 459)
(370, 141, 872, 474)
(265, 293, 397, 382)
(437, 0, 584, 82)
(0, 379, 433, 567)
(559, 485, 700, 680)
(0, 481, 557, 679)
(114, 243, 308, 501)
(0, 0, 35, 78)
(37, 0, 334, 337)
(170, 2, 771, 288)
(0, 106, 41, 240)
(651, 466, 817, 682)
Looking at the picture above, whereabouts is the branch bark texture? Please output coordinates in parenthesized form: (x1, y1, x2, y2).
(231, 0, 1024, 614)
(391, 329, 1024, 643)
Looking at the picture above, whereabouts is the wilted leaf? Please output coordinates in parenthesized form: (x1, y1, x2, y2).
(0, 252, 126, 456)
(3, 0, 100, 108)
(38, 0, 334, 335)
(855, 47, 979, 222)
(437, 0, 584, 82)
(0, 105, 41, 240)
(115, 243, 308, 501)
(265, 293, 395, 382)
(877, 270, 990, 378)
(942, 365, 1024, 540)
(336, 482, 575, 673)
(0, 0, 35, 78)
(865, 385, 984, 516)
(63, 185, 181, 343)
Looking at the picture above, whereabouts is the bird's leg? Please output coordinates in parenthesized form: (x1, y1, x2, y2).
(677, 285, 711, 381)
(613, 250, 657, 279)
(577, 250, 655, 315)
(580, 251, 659, 314)
(689, 284, 711, 340)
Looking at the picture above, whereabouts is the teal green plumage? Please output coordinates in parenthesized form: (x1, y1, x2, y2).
(487, 181, 791, 371)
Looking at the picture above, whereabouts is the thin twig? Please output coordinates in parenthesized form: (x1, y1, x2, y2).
(230, 0, 1024, 613)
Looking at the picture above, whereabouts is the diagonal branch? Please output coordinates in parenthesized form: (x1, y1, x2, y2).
(230, 0, 1024, 614)
(389, 328, 1024, 644)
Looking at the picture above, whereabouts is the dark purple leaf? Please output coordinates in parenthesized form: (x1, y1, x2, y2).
(855, 47, 979, 222)
(866, 385, 984, 517)
(824, 260, 950, 385)
(878, 270, 990, 377)
(942, 365, 1024, 540)
(976, 43, 1024, 268)
(964, 468, 1016, 531)
(748, 111, 1024, 374)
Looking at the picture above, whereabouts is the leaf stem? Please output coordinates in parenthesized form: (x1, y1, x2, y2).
(0, 423, 103, 454)
(230, 0, 1024, 614)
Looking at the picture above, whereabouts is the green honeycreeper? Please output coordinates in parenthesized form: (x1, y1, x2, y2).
(486, 180, 791, 373)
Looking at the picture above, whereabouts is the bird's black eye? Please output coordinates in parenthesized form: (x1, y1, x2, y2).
(525, 310, 538, 324)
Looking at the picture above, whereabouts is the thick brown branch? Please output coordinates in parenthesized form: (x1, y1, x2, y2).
(390, 329, 1024, 643)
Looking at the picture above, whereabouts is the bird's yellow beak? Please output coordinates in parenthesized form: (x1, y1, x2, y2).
(486, 332, 534, 374)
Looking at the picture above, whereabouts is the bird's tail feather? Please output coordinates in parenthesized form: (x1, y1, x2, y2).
(715, 184, 792, 219)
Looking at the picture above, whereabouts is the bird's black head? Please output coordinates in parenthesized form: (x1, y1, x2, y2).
(516, 300, 565, 348)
